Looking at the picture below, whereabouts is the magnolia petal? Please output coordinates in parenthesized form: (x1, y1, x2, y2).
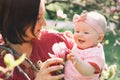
(48, 53, 57, 58)
(14, 54, 26, 67)
(52, 43, 60, 54)
(4, 54, 15, 68)
(52, 42, 68, 59)
(59, 42, 67, 49)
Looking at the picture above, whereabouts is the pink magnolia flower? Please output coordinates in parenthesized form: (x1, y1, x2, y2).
(56, 10, 67, 19)
(48, 42, 69, 61)
(48, 42, 69, 78)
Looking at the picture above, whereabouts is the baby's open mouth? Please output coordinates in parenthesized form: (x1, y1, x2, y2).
(78, 39, 85, 43)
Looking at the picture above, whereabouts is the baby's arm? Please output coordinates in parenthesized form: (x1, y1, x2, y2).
(67, 52, 96, 76)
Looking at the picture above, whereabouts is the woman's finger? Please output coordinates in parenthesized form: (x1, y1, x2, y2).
(41, 58, 64, 69)
(50, 74, 64, 80)
(46, 64, 64, 74)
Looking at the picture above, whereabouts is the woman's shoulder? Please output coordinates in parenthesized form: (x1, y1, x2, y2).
(40, 29, 60, 38)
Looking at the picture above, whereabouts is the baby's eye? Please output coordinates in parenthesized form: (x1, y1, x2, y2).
(84, 32, 89, 34)
(75, 31, 80, 33)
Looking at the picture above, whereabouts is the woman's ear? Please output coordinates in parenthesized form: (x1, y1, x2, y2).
(98, 33, 104, 43)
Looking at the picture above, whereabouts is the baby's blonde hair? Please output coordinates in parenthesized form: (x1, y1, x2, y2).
(86, 11, 107, 33)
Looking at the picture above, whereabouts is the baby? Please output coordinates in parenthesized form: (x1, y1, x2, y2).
(65, 11, 107, 80)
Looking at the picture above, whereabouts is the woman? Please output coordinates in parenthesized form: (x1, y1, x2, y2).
(0, 0, 72, 80)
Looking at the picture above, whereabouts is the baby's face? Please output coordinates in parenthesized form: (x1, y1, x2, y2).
(74, 22, 101, 49)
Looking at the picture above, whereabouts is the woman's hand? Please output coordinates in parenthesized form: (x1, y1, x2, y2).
(35, 58, 64, 80)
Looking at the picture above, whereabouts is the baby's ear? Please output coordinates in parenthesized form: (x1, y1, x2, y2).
(98, 33, 104, 43)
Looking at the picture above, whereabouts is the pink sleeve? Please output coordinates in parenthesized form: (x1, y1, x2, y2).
(84, 45, 105, 74)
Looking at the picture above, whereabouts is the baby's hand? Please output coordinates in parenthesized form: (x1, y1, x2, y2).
(67, 50, 79, 65)
(67, 50, 76, 63)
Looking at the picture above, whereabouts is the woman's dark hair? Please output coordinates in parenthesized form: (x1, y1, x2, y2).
(0, 0, 40, 44)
